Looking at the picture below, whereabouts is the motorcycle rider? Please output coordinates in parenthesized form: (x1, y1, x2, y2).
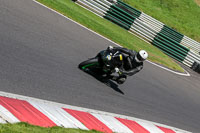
(106, 46, 148, 84)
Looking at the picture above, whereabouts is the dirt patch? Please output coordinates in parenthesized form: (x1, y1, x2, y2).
(195, 0, 200, 6)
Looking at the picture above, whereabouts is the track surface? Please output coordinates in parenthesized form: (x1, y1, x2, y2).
(0, 0, 200, 132)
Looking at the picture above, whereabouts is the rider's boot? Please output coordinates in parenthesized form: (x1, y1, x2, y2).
(107, 74, 127, 84)
(116, 75, 127, 84)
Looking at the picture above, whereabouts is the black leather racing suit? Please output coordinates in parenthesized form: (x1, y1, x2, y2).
(108, 47, 143, 83)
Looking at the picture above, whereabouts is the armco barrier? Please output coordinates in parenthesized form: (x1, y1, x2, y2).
(73, 0, 200, 73)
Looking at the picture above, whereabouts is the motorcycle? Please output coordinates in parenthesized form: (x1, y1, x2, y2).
(79, 49, 127, 84)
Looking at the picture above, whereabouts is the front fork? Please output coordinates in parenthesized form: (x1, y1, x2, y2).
(98, 50, 114, 72)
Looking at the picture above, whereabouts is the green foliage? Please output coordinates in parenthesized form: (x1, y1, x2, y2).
(0, 122, 102, 133)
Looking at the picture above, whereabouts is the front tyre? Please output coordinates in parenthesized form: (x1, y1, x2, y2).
(78, 58, 99, 71)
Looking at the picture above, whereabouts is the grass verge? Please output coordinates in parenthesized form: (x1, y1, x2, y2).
(0, 122, 101, 133)
(123, 0, 200, 41)
(36, 0, 184, 72)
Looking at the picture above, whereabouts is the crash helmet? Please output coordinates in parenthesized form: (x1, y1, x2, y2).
(135, 50, 148, 62)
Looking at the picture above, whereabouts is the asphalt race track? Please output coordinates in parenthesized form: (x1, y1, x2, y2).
(0, 0, 200, 132)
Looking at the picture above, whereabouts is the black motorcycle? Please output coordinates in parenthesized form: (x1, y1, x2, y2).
(79, 49, 126, 84)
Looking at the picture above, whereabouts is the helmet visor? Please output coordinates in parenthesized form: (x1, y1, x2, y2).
(137, 53, 145, 62)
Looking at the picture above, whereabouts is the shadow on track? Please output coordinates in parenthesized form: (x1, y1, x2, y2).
(79, 68, 124, 95)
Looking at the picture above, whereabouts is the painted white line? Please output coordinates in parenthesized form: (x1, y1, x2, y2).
(0, 92, 191, 133)
(0, 105, 20, 123)
(28, 101, 88, 130)
(32, 0, 190, 77)
(146, 60, 190, 76)
(92, 113, 133, 133)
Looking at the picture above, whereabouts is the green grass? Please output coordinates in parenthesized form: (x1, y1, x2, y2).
(37, 0, 184, 72)
(0, 122, 102, 133)
(123, 0, 200, 42)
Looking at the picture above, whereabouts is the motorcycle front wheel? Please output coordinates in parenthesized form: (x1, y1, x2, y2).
(78, 58, 100, 71)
